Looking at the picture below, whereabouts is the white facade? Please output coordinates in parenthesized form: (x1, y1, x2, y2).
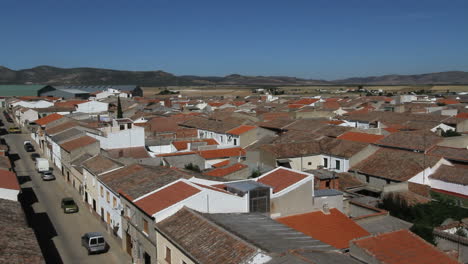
(0, 187, 19, 201)
(285, 154, 348, 173)
(430, 179, 468, 197)
(87, 121, 145, 149)
(408, 158, 451, 185)
(19, 109, 39, 126)
(97, 180, 124, 238)
(76, 101, 108, 114)
(11, 100, 53, 109)
(198, 129, 238, 147)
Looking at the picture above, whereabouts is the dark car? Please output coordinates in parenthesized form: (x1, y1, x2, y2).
(81, 232, 108, 255)
(61, 197, 79, 214)
(31, 153, 40, 161)
(24, 144, 34, 152)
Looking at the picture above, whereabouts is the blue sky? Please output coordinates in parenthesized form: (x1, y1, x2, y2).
(1, 0, 467, 79)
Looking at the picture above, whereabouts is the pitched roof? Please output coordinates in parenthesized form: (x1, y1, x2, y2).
(60, 135, 98, 152)
(257, 168, 308, 193)
(0, 198, 44, 263)
(171, 138, 218, 151)
(198, 147, 245, 159)
(428, 146, 468, 162)
(100, 164, 189, 199)
(277, 209, 370, 249)
(351, 229, 458, 264)
(203, 163, 248, 178)
(0, 169, 20, 191)
(34, 113, 63, 126)
(226, 125, 256, 135)
(294, 98, 320, 105)
(455, 112, 468, 119)
(430, 165, 468, 186)
(134, 181, 201, 216)
(45, 121, 79, 135)
(350, 148, 442, 181)
(212, 160, 230, 168)
(376, 131, 442, 152)
(158, 208, 258, 264)
(106, 147, 151, 159)
(82, 154, 123, 175)
(337, 132, 385, 144)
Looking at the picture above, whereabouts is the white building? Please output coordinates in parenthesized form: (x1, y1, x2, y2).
(75, 101, 108, 114)
(86, 118, 145, 149)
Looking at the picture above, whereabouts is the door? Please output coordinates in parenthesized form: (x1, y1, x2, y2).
(125, 232, 133, 256)
(144, 252, 151, 264)
(101, 208, 104, 221)
(92, 199, 96, 211)
(85, 192, 88, 203)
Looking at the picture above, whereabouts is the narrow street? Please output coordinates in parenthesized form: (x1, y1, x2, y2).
(3, 116, 131, 264)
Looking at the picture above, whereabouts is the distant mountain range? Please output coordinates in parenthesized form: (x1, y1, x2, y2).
(0, 66, 467, 86)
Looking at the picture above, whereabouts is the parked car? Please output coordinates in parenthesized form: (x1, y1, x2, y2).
(61, 197, 79, 214)
(7, 127, 21, 133)
(81, 232, 108, 255)
(31, 153, 40, 161)
(24, 142, 34, 152)
(40, 171, 55, 181)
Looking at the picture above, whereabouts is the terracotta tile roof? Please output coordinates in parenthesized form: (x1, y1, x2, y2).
(294, 98, 319, 105)
(45, 121, 79, 135)
(106, 147, 151, 159)
(324, 120, 344, 125)
(261, 112, 291, 122)
(82, 154, 123, 175)
(350, 148, 442, 182)
(287, 104, 304, 109)
(212, 160, 230, 168)
(203, 163, 248, 178)
(103, 164, 190, 199)
(437, 99, 460, 105)
(198, 147, 245, 159)
(351, 229, 458, 264)
(134, 181, 201, 216)
(0, 156, 12, 170)
(428, 146, 468, 162)
(60, 136, 98, 152)
(226, 125, 256, 135)
(208, 102, 225, 107)
(455, 112, 468, 119)
(34, 113, 63, 126)
(157, 208, 258, 264)
(171, 138, 218, 151)
(376, 131, 442, 152)
(430, 165, 468, 186)
(157, 151, 197, 157)
(257, 168, 307, 193)
(278, 209, 369, 249)
(338, 132, 385, 143)
(0, 198, 45, 263)
(0, 169, 20, 191)
(322, 101, 341, 110)
(337, 172, 365, 191)
(54, 100, 88, 108)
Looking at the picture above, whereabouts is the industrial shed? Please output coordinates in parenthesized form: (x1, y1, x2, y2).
(38, 85, 142, 99)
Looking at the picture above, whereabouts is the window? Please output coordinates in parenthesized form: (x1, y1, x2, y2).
(128, 123, 132, 129)
(120, 124, 125, 130)
(220, 136, 224, 143)
(335, 160, 340, 170)
(100, 186, 104, 197)
(106, 191, 110, 203)
(366, 175, 370, 183)
(307, 162, 312, 166)
(113, 197, 117, 208)
(234, 138, 238, 145)
(325, 181, 330, 188)
(323, 158, 328, 168)
(106, 211, 111, 224)
(143, 219, 149, 234)
(165, 247, 171, 264)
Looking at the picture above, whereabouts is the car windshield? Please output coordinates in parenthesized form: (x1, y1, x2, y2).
(63, 200, 75, 206)
(97, 237, 104, 243)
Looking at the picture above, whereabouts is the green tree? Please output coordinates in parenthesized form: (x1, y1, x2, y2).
(117, 96, 123, 118)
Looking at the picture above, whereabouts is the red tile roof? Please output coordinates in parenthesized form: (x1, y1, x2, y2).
(198, 147, 245, 160)
(278, 209, 370, 249)
(0, 169, 20, 191)
(287, 104, 305, 109)
(212, 160, 230, 168)
(351, 229, 458, 264)
(54, 100, 88, 108)
(204, 163, 248, 177)
(134, 181, 201, 216)
(226, 125, 256, 135)
(257, 168, 307, 193)
(324, 120, 345, 125)
(294, 98, 319, 105)
(337, 132, 385, 143)
(172, 139, 218, 151)
(208, 102, 225, 107)
(34, 113, 64, 126)
(437, 99, 460, 105)
(322, 101, 341, 110)
(60, 136, 98, 152)
(456, 112, 468, 119)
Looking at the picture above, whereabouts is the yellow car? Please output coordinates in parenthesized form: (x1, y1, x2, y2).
(8, 127, 21, 133)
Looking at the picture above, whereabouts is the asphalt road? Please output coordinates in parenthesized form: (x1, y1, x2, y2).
(2, 116, 131, 264)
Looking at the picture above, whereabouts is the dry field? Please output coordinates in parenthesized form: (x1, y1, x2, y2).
(141, 86, 253, 97)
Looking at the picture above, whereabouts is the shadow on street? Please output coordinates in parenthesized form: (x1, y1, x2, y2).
(19, 187, 63, 264)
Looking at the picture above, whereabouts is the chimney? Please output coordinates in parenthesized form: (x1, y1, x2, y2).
(322, 203, 330, 215)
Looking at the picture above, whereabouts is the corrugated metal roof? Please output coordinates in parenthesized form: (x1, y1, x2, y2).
(0, 85, 48, 96)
